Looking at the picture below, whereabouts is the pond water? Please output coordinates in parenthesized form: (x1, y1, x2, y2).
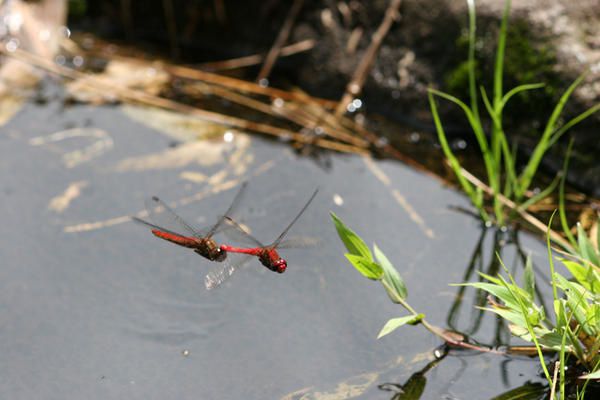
(0, 99, 553, 399)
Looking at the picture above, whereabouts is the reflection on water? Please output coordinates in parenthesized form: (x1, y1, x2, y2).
(377, 225, 554, 399)
(379, 355, 444, 400)
(446, 226, 550, 348)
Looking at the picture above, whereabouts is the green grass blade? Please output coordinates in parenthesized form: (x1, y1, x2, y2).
(518, 74, 586, 197)
(466, 0, 479, 121)
(548, 103, 600, 148)
(428, 91, 491, 220)
(558, 140, 578, 249)
(493, 0, 511, 106)
(501, 83, 545, 108)
(517, 174, 560, 212)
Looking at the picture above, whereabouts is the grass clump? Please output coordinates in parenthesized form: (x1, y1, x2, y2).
(428, 0, 600, 226)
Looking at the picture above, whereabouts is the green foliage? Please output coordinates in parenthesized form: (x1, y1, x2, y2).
(429, 0, 600, 225)
(331, 212, 422, 338)
(68, 0, 87, 19)
(461, 222, 600, 390)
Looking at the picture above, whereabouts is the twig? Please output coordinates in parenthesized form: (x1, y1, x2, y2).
(335, 0, 402, 115)
(81, 43, 337, 108)
(459, 166, 574, 251)
(549, 360, 560, 400)
(4, 47, 367, 155)
(186, 82, 368, 147)
(198, 39, 315, 71)
(256, 0, 304, 82)
(166, 62, 338, 109)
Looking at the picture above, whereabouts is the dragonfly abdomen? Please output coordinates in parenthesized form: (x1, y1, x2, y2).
(152, 230, 200, 249)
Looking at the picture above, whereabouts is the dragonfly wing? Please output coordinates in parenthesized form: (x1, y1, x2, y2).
(131, 216, 186, 237)
(205, 182, 248, 239)
(274, 236, 320, 249)
(272, 188, 318, 247)
(144, 196, 203, 238)
(204, 254, 253, 290)
(222, 216, 265, 247)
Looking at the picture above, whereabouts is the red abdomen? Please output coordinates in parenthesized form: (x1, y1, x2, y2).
(152, 230, 199, 249)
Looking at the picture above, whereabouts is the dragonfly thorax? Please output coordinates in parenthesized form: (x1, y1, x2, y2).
(195, 239, 227, 262)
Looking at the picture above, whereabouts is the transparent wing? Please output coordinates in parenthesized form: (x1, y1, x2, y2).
(144, 196, 203, 238)
(271, 188, 319, 247)
(204, 254, 253, 290)
(275, 236, 320, 249)
(130, 216, 186, 237)
(205, 181, 248, 239)
(222, 216, 265, 247)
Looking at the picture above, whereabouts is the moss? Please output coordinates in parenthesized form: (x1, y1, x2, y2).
(443, 17, 562, 132)
(68, 0, 87, 19)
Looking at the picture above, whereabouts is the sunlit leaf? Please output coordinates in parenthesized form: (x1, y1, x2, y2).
(578, 223, 600, 266)
(561, 259, 600, 292)
(458, 282, 521, 311)
(523, 256, 535, 300)
(374, 244, 408, 300)
(580, 369, 600, 380)
(377, 314, 424, 339)
(344, 254, 383, 280)
(331, 212, 373, 260)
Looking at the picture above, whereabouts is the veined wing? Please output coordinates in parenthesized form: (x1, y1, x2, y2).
(144, 196, 205, 238)
(205, 181, 248, 239)
(204, 254, 253, 290)
(275, 236, 320, 249)
(271, 188, 318, 247)
(222, 216, 265, 247)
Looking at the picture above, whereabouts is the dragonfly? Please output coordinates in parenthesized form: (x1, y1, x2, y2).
(131, 182, 248, 262)
(205, 188, 318, 289)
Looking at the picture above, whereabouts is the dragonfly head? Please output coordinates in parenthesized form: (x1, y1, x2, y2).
(274, 258, 287, 273)
(213, 247, 227, 262)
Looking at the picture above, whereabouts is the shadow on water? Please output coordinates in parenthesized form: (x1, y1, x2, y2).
(377, 225, 555, 399)
(378, 353, 546, 400)
(446, 227, 551, 347)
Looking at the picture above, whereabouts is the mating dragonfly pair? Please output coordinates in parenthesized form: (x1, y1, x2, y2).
(131, 182, 318, 289)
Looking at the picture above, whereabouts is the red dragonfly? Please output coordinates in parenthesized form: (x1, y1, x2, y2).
(205, 189, 318, 289)
(131, 182, 247, 262)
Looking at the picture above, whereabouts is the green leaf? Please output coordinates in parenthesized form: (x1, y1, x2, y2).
(580, 369, 600, 380)
(374, 244, 408, 300)
(562, 259, 600, 292)
(458, 282, 521, 310)
(331, 212, 373, 260)
(377, 314, 424, 339)
(577, 223, 600, 266)
(523, 256, 535, 300)
(344, 254, 383, 280)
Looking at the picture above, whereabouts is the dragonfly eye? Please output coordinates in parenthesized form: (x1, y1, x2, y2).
(276, 259, 287, 273)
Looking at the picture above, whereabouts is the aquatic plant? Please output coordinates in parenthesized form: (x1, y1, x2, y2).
(428, 0, 600, 226)
(460, 212, 600, 398)
(332, 211, 600, 398)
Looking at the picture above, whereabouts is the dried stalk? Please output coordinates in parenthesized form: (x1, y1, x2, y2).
(459, 166, 574, 251)
(256, 0, 304, 82)
(4, 47, 366, 155)
(198, 39, 315, 71)
(335, 0, 402, 115)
